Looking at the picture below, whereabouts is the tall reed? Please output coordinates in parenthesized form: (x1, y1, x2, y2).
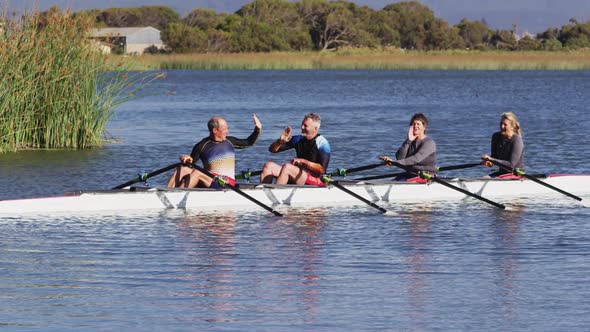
(0, 10, 160, 152)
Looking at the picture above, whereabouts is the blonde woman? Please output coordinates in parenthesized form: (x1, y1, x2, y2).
(482, 112, 525, 178)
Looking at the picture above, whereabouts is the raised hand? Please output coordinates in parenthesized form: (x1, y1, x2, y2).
(407, 125, 416, 141)
(252, 113, 261, 129)
(279, 126, 292, 143)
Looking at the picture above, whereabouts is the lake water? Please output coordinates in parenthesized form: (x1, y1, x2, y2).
(1, 70, 590, 331)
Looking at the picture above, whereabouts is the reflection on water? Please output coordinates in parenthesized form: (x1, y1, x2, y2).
(490, 205, 524, 322)
(175, 212, 238, 322)
(171, 209, 326, 324)
(273, 209, 326, 321)
(399, 208, 434, 331)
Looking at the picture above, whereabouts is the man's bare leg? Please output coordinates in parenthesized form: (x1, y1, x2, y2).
(167, 165, 193, 187)
(276, 163, 307, 185)
(260, 161, 282, 184)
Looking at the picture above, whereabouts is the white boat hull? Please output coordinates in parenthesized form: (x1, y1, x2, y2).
(1, 175, 588, 215)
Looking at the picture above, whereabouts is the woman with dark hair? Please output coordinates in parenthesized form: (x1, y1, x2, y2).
(379, 113, 437, 182)
(481, 112, 525, 178)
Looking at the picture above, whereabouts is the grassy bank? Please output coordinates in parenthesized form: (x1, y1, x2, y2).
(120, 50, 590, 70)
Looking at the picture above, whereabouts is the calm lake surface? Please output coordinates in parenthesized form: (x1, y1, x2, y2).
(1, 70, 590, 331)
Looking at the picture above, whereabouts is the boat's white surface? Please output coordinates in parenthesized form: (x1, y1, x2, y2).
(1, 174, 588, 215)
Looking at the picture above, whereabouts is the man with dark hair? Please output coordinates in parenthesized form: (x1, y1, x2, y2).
(260, 113, 331, 186)
(168, 114, 261, 188)
(379, 113, 436, 182)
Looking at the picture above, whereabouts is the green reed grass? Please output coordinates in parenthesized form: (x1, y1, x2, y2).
(0, 10, 161, 152)
(127, 50, 590, 71)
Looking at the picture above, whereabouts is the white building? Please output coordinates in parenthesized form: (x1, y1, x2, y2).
(90, 27, 164, 55)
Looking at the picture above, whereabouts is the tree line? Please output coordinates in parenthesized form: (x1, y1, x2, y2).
(72, 0, 590, 53)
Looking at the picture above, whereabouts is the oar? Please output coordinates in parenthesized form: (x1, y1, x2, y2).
(321, 175, 388, 214)
(389, 162, 506, 210)
(191, 163, 283, 217)
(235, 162, 386, 181)
(330, 162, 385, 177)
(112, 162, 181, 189)
(235, 169, 262, 180)
(487, 160, 585, 203)
(355, 162, 482, 181)
(437, 162, 482, 172)
(355, 171, 406, 181)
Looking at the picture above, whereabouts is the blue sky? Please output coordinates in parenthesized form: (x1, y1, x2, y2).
(6, 0, 590, 33)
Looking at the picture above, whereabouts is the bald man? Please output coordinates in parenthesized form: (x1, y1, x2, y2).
(168, 114, 261, 188)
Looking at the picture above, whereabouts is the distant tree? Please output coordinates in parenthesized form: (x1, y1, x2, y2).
(137, 6, 180, 30)
(236, 0, 312, 51)
(455, 18, 492, 49)
(218, 14, 292, 52)
(382, 1, 437, 50)
(516, 35, 540, 51)
(490, 29, 517, 50)
(206, 29, 234, 53)
(183, 8, 226, 30)
(339, 2, 382, 48)
(541, 39, 562, 51)
(162, 22, 207, 52)
(536, 28, 559, 41)
(296, 0, 360, 51)
(94, 6, 179, 30)
(424, 18, 464, 50)
(369, 9, 401, 47)
(558, 19, 590, 49)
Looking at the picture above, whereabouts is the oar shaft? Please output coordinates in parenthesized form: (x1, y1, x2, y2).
(355, 172, 406, 181)
(390, 162, 506, 209)
(330, 181, 387, 213)
(431, 177, 506, 209)
(437, 163, 482, 172)
(192, 164, 283, 216)
(355, 162, 481, 181)
(331, 162, 385, 176)
(522, 174, 581, 201)
(235, 169, 263, 180)
(112, 162, 181, 189)
(489, 161, 582, 202)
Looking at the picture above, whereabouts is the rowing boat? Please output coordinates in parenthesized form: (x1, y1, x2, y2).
(1, 174, 588, 215)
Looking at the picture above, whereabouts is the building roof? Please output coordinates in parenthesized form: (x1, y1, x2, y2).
(90, 27, 160, 38)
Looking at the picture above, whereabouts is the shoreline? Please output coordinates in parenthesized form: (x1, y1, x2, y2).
(115, 50, 590, 71)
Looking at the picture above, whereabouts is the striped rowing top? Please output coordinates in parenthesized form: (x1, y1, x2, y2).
(190, 128, 260, 178)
